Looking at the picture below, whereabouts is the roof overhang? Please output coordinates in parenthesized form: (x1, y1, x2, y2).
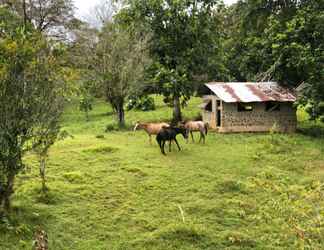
(205, 82, 297, 103)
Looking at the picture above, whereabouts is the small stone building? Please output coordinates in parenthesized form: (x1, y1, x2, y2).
(201, 82, 297, 133)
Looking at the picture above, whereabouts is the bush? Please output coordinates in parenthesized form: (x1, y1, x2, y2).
(105, 123, 119, 132)
(318, 102, 324, 114)
(304, 101, 324, 120)
(126, 96, 155, 111)
(319, 115, 324, 123)
(79, 95, 93, 113)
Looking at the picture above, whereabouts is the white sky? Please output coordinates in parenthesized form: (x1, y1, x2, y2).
(73, 0, 239, 18)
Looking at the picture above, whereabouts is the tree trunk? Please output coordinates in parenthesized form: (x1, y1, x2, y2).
(0, 186, 4, 216)
(23, 0, 27, 27)
(117, 105, 125, 127)
(39, 156, 47, 193)
(173, 96, 182, 124)
(3, 171, 15, 212)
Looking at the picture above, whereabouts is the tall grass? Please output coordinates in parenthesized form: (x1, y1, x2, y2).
(1, 96, 323, 250)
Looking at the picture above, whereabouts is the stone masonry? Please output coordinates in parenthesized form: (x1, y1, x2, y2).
(202, 96, 297, 133)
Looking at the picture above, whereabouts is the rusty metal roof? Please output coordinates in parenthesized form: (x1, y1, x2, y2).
(205, 82, 297, 103)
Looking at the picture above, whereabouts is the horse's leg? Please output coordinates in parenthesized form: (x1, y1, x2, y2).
(199, 131, 205, 143)
(149, 134, 152, 144)
(161, 140, 166, 155)
(174, 138, 181, 151)
(190, 131, 194, 142)
(186, 129, 189, 143)
(169, 140, 172, 152)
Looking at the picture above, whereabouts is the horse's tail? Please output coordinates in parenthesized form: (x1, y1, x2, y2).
(204, 122, 208, 135)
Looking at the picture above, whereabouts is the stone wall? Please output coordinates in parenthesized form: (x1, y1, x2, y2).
(202, 96, 297, 133)
(219, 102, 297, 133)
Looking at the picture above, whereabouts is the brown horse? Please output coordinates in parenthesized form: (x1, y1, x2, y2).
(182, 121, 208, 143)
(134, 121, 170, 144)
(156, 126, 188, 155)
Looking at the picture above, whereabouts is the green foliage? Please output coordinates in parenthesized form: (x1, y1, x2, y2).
(79, 95, 93, 114)
(154, 65, 192, 106)
(5, 0, 75, 38)
(304, 101, 324, 121)
(126, 95, 156, 111)
(0, 6, 67, 212)
(93, 22, 150, 126)
(319, 116, 324, 123)
(119, 0, 224, 121)
(78, 81, 95, 120)
(224, 0, 324, 118)
(79, 90, 94, 122)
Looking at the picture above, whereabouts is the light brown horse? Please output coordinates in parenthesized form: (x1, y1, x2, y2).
(182, 121, 208, 143)
(134, 121, 170, 144)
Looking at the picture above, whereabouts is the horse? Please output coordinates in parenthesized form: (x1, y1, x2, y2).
(182, 121, 208, 143)
(134, 121, 170, 144)
(156, 126, 188, 155)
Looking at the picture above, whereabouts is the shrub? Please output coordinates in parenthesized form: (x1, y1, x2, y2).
(304, 101, 324, 120)
(319, 115, 324, 123)
(318, 102, 324, 114)
(79, 94, 94, 121)
(105, 123, 119, 132)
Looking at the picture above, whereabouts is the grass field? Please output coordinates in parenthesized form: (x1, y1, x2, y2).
(1, 96, 324, 250)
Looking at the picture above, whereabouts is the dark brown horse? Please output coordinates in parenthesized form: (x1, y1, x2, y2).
(156, 126, 188, 155)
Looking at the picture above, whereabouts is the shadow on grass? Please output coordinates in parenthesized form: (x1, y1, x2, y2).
(297, 121, 324, 138)
(91, 111, 115, 118)
(129, 223, 220, 249)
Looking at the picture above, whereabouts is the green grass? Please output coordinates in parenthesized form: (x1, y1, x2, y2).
(1, 96, 324, 250)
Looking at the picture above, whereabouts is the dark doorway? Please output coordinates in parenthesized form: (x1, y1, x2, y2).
(205, 101, 212, 112)
(217, 109, 221, 127)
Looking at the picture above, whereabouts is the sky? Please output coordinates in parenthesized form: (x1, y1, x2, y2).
(73, 0, 239, 18)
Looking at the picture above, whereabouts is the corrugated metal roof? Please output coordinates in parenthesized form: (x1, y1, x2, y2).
(205, 82, 297, 103)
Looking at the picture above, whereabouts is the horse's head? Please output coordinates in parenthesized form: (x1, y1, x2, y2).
(176, 127, 188, 139)
(177, 123, 188, 139)
(134, 121, 141, 131)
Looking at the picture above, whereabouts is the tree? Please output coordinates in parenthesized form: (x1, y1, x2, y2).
(263, 1, 324, 118)
(2, 0, 75, 39)
(66, 20, 99, 121)
(118, 0, 224, 122)
(32, 115, 62, 193)
(84, 0, 123, 28)
(154, 65, 191, 123)
(79, 83, 94, 122)
(223, 0, 324, 119)
(0, 6, 66, 213)
(93, 23, 150, 126)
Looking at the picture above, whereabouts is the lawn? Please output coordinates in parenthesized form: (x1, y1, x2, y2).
(1, 96, 324, 250)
